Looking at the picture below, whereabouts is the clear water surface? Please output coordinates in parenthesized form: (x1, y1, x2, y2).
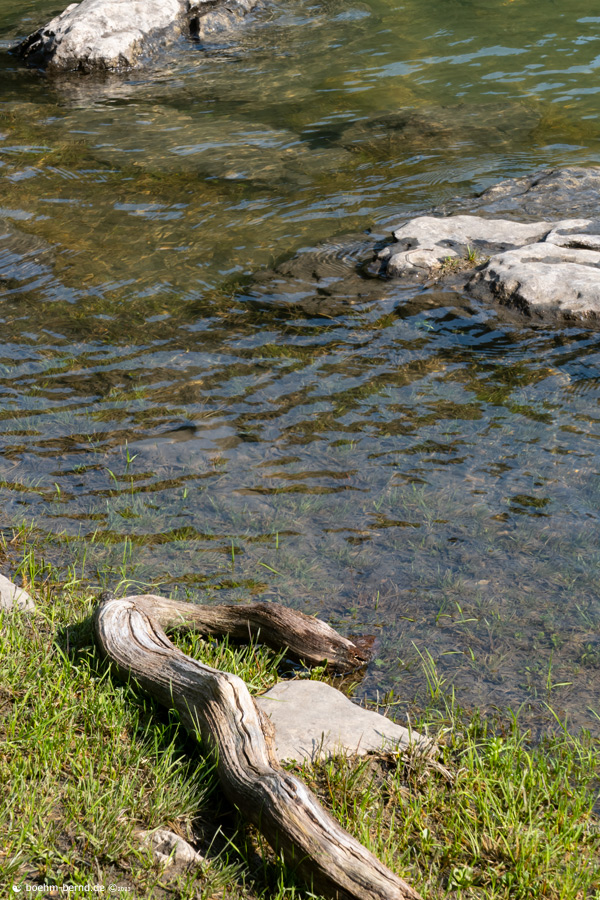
(1, 0, 600, 729)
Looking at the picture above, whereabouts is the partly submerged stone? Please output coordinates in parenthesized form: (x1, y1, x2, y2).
(255, 679, 431, 764)
(469, 239, 600, 318)
(378, 209, 600, 321)
(379, 215, 553, 280)
(195, 0, 260, 39)
(15, 0, 189, 72)
(13, 0, 260, 73)
(0, 574, 35, 613)
(465, 166, 600, 222)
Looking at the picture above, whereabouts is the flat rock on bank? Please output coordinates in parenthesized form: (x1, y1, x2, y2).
(0, 574, 34, 612)
(377, 168, 600, 321)
(256, 679, 431, 764)
(138, 827, 203, 871)
(14, 0, 259, 72)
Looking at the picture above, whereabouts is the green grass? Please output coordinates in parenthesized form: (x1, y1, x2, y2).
(306, 712, 600, 898)
(0, 561, 599, 899)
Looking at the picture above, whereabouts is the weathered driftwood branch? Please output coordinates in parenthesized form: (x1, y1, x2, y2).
(120, 594, 374, 672)
(93, 595, 421, 900)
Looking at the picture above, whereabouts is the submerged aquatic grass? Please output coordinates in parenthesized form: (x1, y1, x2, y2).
(3, 372, 600, 735)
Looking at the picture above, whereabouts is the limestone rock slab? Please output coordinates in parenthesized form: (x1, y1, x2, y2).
(379, 209, 600, 320)
(256, 679, 431, 764)
(467, 166, 600, 221)
(0, 574, 35, 613)
(544, 219, 600, 251)
(15, 0, 191, 72)
(468, 243, 600, 317)
(379, 215, 553, 280)
(138, 827, 203, 869)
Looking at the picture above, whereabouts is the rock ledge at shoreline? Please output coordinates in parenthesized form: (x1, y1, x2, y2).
(376, 167, 600, 321)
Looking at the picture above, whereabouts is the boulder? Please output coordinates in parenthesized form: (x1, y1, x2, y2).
(0, 574, 35, 613)
(255, 679, 432, 764)
(15, 0, 189, 72)
(13, 0, 256, 73)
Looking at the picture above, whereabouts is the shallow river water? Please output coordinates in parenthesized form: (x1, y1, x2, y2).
(2, 0, 600, 729)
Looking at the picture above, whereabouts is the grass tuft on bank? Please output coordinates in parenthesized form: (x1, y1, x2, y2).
(1, 575, 599, 899)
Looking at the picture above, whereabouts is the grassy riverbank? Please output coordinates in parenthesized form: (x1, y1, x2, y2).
(1, 564, 599, 899)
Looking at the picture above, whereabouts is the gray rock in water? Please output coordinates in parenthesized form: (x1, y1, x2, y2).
(13, 0, 260, 73)
(469, 239, 600, 318)
(195, 0, 261, 39)
(379, 207, 600, 321)
(333, 102, 541, 160)
(467, 166, 600, 222)
(15, 0, 189, 72)
(380, 215, 553, 280)
(0, 574, 35, 613)
(255, 679, 431, 764)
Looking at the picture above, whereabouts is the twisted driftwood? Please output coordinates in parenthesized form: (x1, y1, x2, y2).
(93, 595, 421, 900)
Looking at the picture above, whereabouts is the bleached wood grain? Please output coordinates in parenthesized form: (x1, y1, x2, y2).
(93, 594, 420, 900)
